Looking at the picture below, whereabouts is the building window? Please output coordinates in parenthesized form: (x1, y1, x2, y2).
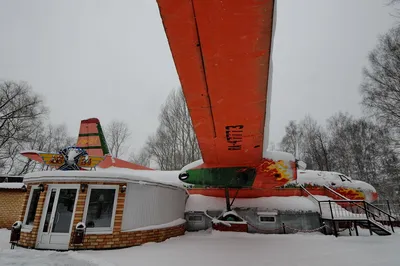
(23, 186, 41, 227)
(188, 215, 203, 222)
(259, 216, 276, 223)
(84, 185, 118, 233)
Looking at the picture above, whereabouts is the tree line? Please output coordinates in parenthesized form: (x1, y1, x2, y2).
(279, 18, 400, 201)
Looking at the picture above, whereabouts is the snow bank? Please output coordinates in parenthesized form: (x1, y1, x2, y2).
(186, 194, 319, 212)
(122, 218, 186, 232)
(2, 228, 400, 266)
(0, 183, 25, 189)
(24, 167, 185, 189)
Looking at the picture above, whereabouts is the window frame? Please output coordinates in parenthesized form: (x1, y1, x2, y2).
(22, 185, 41, 231)
(339, 174, 352, 183)
(258, 216, 276, 223)
(83, 185, 119, 234)
(188, 215, 204, 223)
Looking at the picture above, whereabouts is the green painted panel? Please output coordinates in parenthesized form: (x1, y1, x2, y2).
(183, 167, 257, 188)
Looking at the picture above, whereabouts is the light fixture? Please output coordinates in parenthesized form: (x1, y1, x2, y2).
(80, 184, 88, 193)
(120, 185, 127, 193)
(21, 185, 27, 192)
(178, 172, 189, 181)
(38, 184, 44, 192)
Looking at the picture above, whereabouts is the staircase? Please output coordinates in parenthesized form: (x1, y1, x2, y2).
(300, 185, 396, 236)
(357, 220, 391, 236)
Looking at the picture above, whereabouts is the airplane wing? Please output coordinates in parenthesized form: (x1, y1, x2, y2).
(40, 153, 65, 167)
(20, 150, 46, 163)
(78, 156, 105, 168)
(156, 0, 276, 167)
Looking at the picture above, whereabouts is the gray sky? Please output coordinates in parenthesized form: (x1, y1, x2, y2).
(0, 0, 398, 158)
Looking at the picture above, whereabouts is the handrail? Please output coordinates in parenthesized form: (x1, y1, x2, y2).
(323, 185, 350, 200)
(319, 200, 388, 218)
(323, 185, 396, 221)
(300, 185, 320, 202)
(300, 185, 322, 214)
(365, 202, 396, 220)
(319, 199, 395, 233)
(318, 200, 365, 203)
(319, 200, 397, 219)
(323, 186, 383, 221)
(301, 186, 396, 234)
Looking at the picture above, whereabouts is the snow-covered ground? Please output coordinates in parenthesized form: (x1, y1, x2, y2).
(1, 228, 400, 266)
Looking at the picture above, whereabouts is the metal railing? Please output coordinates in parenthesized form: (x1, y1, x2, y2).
(317, 199, 396, 233)
(300, 185, 398, 235)
(373, 201, 400, 219)
(299, 185, 322, 213)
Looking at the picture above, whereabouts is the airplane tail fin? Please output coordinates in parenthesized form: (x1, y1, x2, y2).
(76, 118, 110, 157)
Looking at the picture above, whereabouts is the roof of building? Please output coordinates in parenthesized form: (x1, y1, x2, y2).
(23, 167, 185, 190)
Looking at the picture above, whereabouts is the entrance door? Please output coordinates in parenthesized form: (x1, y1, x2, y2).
(36, 185, 79, 250)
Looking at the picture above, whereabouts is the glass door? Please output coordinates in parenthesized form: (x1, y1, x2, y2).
(36, 185, 79, 250)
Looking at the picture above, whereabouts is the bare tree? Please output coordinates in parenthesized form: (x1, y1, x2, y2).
(280, 112, 400, 201)
(299, 116, 331, 171)
(280, 120, 303, 158)
(280, 116, 331, 171)
(389, 0, 400, 6)
(14, 122, 75, 174)
(145, 88, 201, 170)
(128, 147, 152, 168)
(328, 113, 400, 199)
(360, 25, 400, 145)
(105, 120, 131, 158)
(0, 81, 47, 173)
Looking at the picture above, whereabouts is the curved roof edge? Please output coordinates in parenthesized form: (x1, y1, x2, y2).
(24, 168, 186, 191)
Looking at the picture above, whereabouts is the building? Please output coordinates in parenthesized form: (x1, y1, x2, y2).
(0, 175, 26, 229)
(16, 168, 188, 250)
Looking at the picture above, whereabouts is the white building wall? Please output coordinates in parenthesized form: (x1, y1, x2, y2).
(121, 182, 187, 231)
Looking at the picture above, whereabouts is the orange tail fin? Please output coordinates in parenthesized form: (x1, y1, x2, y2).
(76, 118, 110, 157)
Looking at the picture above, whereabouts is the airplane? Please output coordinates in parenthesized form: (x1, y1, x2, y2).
(178, 159, 378, 203)
(154, 0, 378, 205)
(20, 0, 379, 208)
(19, 117, 379, 204)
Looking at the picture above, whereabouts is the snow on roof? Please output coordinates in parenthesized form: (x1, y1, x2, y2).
(0, 183, 25, 189)
(19, 150, 46, 154)
(186, 194, 319, 212)
(181, 151, 295, 172)
(24, 167, 186, 189)
(264, 151, 295, 162)
(296, 170, 376, 192)
(181, 159, 203, 172)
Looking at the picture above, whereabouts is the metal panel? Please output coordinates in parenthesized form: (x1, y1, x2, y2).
(121, 183, 187, 231)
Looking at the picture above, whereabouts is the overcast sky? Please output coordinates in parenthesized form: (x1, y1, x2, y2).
(0, 0, 398, 158)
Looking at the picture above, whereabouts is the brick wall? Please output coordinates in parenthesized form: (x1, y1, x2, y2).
(0, 189, 26, 229)
(18, 184, 47, 248)
(17, 181, 186, 250)
(71, 223, 186, 250)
